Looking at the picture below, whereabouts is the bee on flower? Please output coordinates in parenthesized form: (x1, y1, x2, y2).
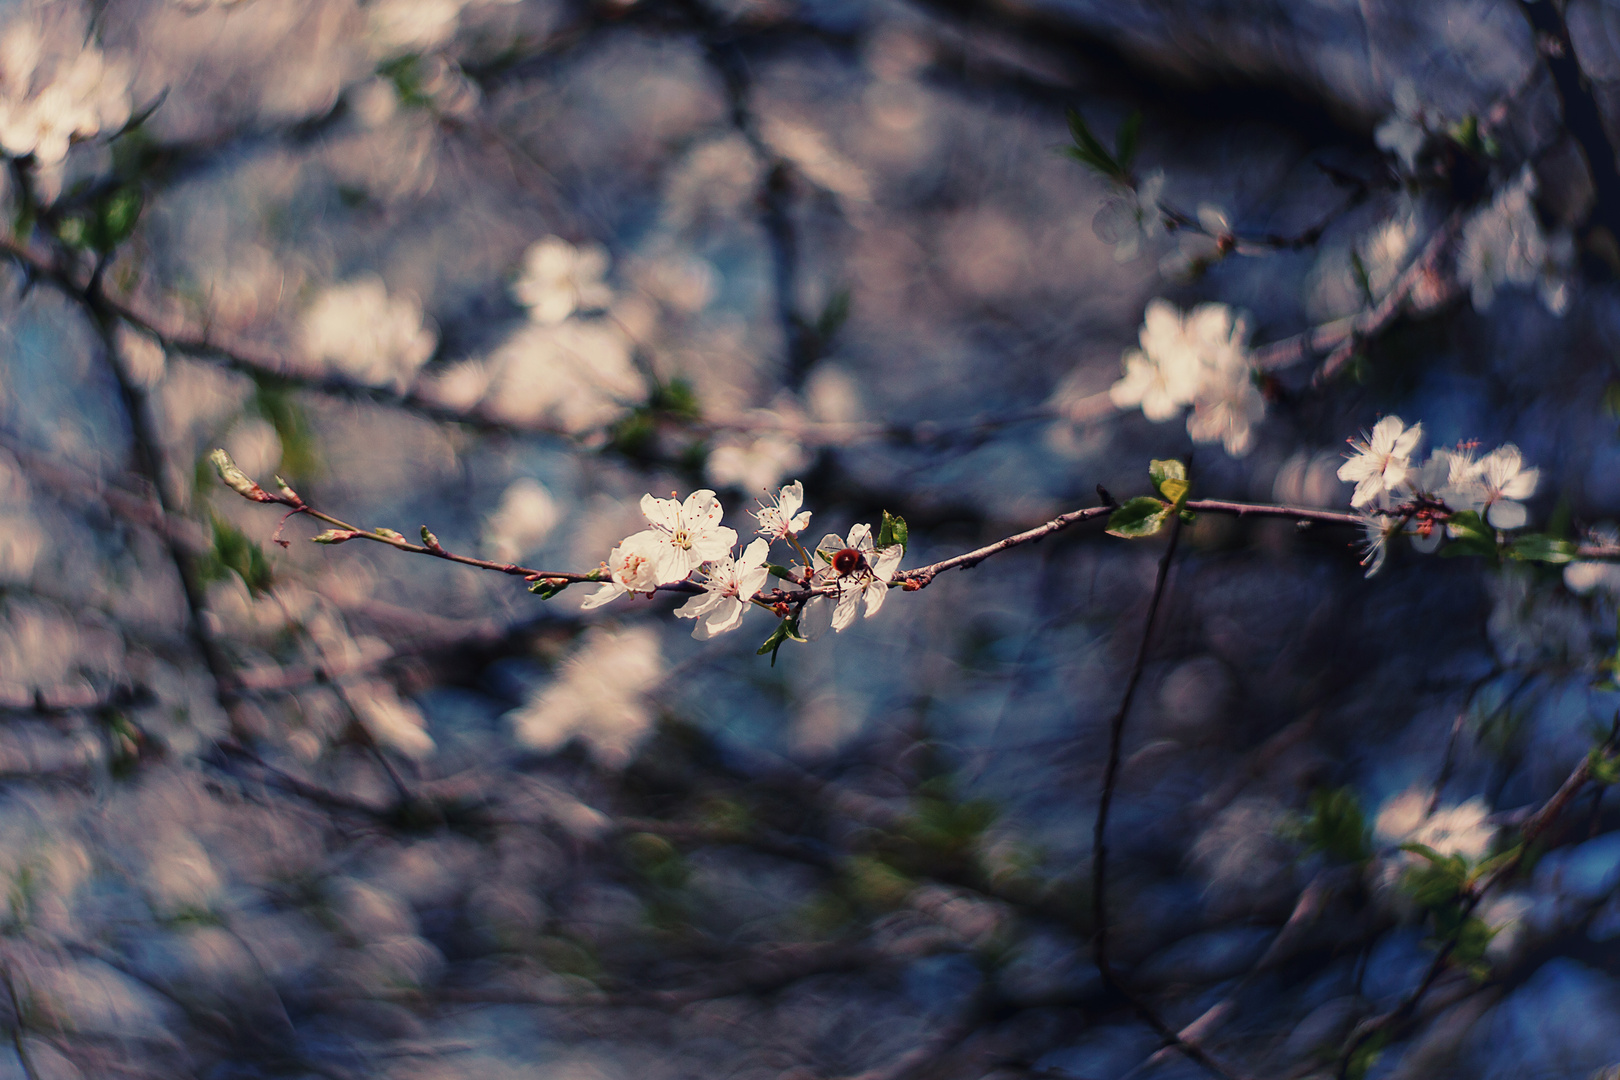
(799, 523, 904, 638)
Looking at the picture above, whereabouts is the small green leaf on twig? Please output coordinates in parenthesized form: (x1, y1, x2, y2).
(878, 510, 908, 549)
(1148, 458, 1189, 507)
(1106, 496, 1170, 538)
(767, 563, 797, 582)
(528, 577, 569, 599)
(756, 617, 807, 666)
(1508, 534, 1576, 564)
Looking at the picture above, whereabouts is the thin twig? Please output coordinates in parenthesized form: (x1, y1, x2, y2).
(1088, 511, 1249, 1080)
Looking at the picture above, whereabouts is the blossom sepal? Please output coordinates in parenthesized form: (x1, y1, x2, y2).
(1438, 511, 1497, 560)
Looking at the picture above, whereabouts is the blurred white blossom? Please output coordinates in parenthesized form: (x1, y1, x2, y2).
(706, 433, 809, 494)
(347, 679, 435, 760)
(300, 276, 437, 393)
(677, 537, 771, 639)
(1458, 167, 1572, 314)
(508, 626, 662, 768)
(1375, 790, 1496, 863)
(484, 478, 561, 563)
(0, 18, 130, 168)
(1374, 81, 1434, 173)
(1110, 300, 1264, 456)
(513, 236, 614, 324)
(1092, 170, 1165, 262)
(480, 320, 644, 433)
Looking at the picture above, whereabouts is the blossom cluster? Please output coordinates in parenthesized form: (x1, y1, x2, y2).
(1337, 415, 1540, 576)
(0, 19, 130, 171)
(1108, 299, 1266, 456)
(581, 481, 904, 641)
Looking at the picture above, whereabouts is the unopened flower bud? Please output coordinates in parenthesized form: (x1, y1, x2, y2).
(209, 449, 274, 502)
(312, 529, 362, 544)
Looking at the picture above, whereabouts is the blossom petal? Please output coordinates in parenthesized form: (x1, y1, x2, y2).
(1486, 499, 1528, 530)
(580, 583, 626, 610)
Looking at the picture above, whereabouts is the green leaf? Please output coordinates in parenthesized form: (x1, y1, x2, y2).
(528, 578, 569, 600)
(1509, 534, 1576, 564)
(756, 617, 806, 666)
(1114, 110, 1142, 172)
(1149, 458, 1189, 506)
(816, 289, 851, 340)
(1441, 510, 1497, 559)
(1298, 786, 1370, 864)
(209, 515, 274, 597)
(1106, 496, 1170, 539)
(766, 563, 797, 581)
(878, 510, 909, 550)
(1064, 108, 1120, 178)
(1588, 747, 1620, 786)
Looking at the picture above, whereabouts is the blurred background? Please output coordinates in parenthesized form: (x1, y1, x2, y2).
(3, 0, 1620, 1077)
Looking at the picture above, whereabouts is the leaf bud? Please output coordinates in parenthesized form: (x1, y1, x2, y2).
(209, 449, 275, 502)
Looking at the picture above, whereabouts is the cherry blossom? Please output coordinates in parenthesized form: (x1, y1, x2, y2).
(640, 489, 737, 580)
(1110, 300, 1265, 455)
(1337, 416, 1423, 509)
(799, 524, 903, 638)
(1108, 299, 1204, 421)
(580, 530, 666, 610)
(678, 538, 771, 639)
(1356, 511, 1400, 578)
(755, 480, 813, 542)
(1465, 443, 1539, 529)
(513, 236, 614, 325)
(1092, 169, 1165, 262)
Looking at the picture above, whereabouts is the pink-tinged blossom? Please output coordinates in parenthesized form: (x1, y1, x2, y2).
(755, 481, 812, 541)
(1338, 416, 1423, 508)
(678, 538, 771, 639)
(799, 524, 903, 638)
(580, 530, 665, 610)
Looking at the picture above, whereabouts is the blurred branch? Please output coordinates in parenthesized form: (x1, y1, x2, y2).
(1334, 736, 1620, 1078)
(1516, 0, 1620, 240)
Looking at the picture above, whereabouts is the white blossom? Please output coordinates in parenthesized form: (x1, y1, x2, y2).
(1564, 525, 1620, 596)
(677, 538, 771, 639)
(0, 20, 130, 167)
(1375, 790, 1497, 864)
(639, 489, 738, 580)
(1374, 81, 1432, 173)
(508, 626, 662, 768)
(755, 480, 812, 541)
(300, 275, 437, 393)
(1458, 167, 1570, 315)
(580, 529, 665, 610)
(1356, 511, 1400, 578)
(1091, 170, 1165, 262)
(1337, 416, 1423, 509)
(1440, 443, 1539, 530)
(513, 236, 613, 325)
(800, 523, 903, 637)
